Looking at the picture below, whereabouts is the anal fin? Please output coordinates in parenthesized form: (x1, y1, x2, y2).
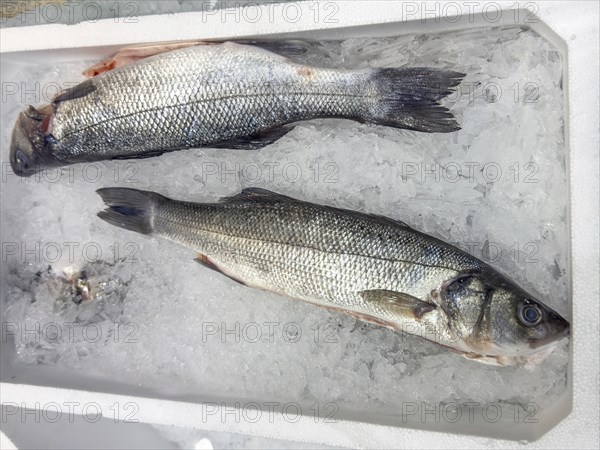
(210, 126, 294, 150)
(194, 253, 247, 286)
(110, 149, 167, 160)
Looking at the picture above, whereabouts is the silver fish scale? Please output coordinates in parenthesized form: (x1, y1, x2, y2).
(50, 43, 372, 161)
(151, 195, 484, 327)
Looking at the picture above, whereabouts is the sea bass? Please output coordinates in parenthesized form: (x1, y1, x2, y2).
(10, 41, 464, 176)
(96, 187, 569, 365)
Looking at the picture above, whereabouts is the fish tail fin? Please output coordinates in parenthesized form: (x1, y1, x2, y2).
(96, 188, 165, 235)
(366, 68, 464, 133)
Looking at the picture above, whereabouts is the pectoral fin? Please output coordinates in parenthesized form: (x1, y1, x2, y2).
(53, 79, 96, 104)
(210, 126, 295, 150)
(359, 289, 436, 319)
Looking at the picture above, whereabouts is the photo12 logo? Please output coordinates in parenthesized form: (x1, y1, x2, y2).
(1, 161, 142, 184)
(0, 1, 140, 24)
(2, 321, 139, 346)
(2, 401, 139, 424)
(398, 1, 540, 24)
(199, 1, 340, 24)
(399, 401, 540, 424)
(199, 321, 340, 344)
(2, 81, 79, 104)
(199, 161, 339, 184)
(399, 161, 540, 184)
(199, 401, 339, 424)
(1, 241, 140, 264)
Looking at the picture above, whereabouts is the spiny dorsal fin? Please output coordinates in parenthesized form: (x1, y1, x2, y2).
(358, 212, 411, 228)
(219, 189, 412, 229)
(82, 40, 211, 77)
(219, 188, 298, 204)
(82, 39, 311, 78)
(236, 39, 310, 57)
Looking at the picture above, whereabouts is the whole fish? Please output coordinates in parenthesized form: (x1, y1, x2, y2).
(96, 187, 569, 365)
(10, 41, 464, 176)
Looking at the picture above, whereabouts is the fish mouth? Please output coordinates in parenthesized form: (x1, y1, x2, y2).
(529, 308, 571, 350)
(10, 105, 62, 177)
(528, 318, 570, 350)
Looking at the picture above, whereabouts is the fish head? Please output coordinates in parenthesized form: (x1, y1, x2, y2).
(10, 105, 62, 177)
(441, 272, 569, 363)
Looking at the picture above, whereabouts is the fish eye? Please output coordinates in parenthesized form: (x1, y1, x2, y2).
(519, 303, 542, 326)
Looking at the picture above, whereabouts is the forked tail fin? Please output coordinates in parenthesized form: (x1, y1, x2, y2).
(366, 67, 464, 133)
(96, 188, 165, 235)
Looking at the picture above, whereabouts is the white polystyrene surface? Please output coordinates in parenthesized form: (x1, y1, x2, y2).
(0, 1, 598, 449)
(0, 431, 17, 450)
(0, 24, 570, 436)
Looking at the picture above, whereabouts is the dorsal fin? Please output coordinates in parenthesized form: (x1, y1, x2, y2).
(82, 40, 211, 77)
(235, 39, 310, 57)
(359, 212, 411, 228)
(82, 39, 311, 78)
(219, 188, 297, 204)
(219, 188, 412, 228)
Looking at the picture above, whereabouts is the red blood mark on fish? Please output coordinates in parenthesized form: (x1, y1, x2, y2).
(296, 67, 314, 79)
(41, 112, 53, 134)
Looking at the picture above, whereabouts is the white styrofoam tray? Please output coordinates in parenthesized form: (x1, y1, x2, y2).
(1, 1, 598, 448)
